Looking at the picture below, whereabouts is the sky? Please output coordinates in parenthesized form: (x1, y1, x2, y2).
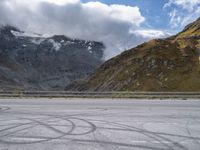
(0, 0, 200, 59)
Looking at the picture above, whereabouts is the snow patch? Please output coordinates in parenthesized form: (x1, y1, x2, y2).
(31, 38, 45, 44)
(49, 39, 62, 51)
(87, 43, 93, 53)
(11, 30, 43, 38)
(65, 41, 75, 45)
(87, 46, 92, 50)
(88, 42, 93, 46)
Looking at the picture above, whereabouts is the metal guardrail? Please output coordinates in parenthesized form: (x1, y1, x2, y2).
(0, 91, 200, 98)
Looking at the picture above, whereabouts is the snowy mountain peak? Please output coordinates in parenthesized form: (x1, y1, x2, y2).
(0, 25, 105, 91)
(11, 30, 43, 38)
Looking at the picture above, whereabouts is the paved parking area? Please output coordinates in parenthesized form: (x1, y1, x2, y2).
(0, 98, 200, 150)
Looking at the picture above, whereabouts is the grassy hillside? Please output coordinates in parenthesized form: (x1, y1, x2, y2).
(67, 17, 200, 92)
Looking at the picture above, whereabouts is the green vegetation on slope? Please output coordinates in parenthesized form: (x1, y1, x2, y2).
(67, 17, 200, 92)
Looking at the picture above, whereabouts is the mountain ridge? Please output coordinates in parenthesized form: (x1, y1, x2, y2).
(66, 17, 200, 92)
(0, 25, 105, 91)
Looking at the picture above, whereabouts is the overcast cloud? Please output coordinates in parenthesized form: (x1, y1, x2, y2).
(0, 0, 167, 59)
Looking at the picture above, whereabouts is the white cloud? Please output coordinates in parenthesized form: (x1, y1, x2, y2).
(15, 0, 79, 6)
(42, 0, 79, 5)
(83, 2, 145, 26)
(164, 0, 200, 12)
(168, 9, 182, 28)
(0, 0, 165, 59)
(165, 0, 200, 28)
(131, 29, 170, 38)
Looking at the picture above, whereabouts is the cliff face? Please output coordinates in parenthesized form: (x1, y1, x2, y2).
(67, 17, 200, 92)
(0, 26, 105, 91)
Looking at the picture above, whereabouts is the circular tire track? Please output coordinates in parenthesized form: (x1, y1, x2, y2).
(0, 115, 96, 144)
(89, 119, 188, 150)
(0, 106, 10, 112)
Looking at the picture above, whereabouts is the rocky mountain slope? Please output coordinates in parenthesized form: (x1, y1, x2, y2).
(0, 25, 105, 91)
(67, 17, 200, 92)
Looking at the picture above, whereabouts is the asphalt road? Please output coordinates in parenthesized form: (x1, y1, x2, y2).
(0, 98, 200, 150)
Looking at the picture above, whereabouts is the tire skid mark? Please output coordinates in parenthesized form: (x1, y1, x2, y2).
(0, 122, 35, 134)
(140, 122, 176, 150)
(70, 138, 168, 150)
(92, 129, 120, 150)
(89, 119, 200, 141)
(98, 120, 174, 150)
(0, 114, 97, 144)
(89, 119, 188, 150)
(67, 117, 97, 136)
(185, 119, 200, 147)
(1, 104, 199, 149)
(0, 106, 10, 112)
(0, 124, 38, 137)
